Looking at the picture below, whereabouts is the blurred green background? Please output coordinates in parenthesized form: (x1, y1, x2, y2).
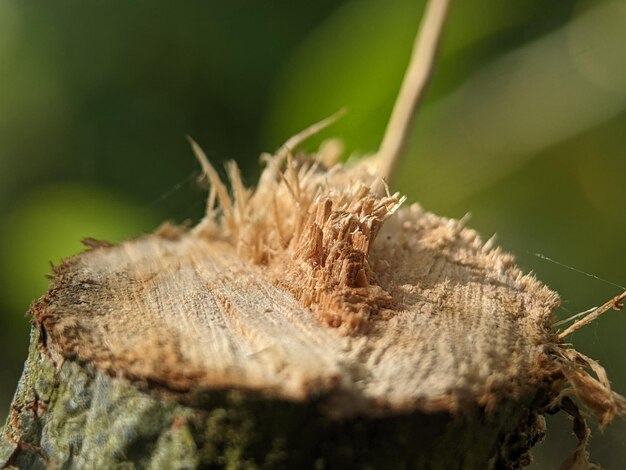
(0, 0, 624, 467)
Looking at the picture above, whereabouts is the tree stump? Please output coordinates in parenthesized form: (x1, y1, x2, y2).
(1, 150, 624, 469)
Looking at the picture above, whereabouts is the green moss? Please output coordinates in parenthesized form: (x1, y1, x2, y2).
(2, 327, 541, 469)
(0, 438, 17, 468)
(1, 327, 54, 469)
(149, 411, 199, 470)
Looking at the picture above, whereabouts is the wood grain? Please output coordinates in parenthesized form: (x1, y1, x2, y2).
(36, 155, 561, 417)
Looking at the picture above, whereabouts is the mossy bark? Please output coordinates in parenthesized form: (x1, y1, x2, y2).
(0, 327, 544, 469)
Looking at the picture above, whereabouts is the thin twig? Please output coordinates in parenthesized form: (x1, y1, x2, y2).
(553, 306, 596, 328)
(276, 108, 347, 161)
(558, 291, 626, 339)
(377, 0, 451, 183)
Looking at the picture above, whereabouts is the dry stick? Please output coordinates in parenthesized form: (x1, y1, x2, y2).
(377, 0, 451, 184)
(558, 291, 626, 339)
(553, 306, 596, 328)
(276, 108, 347, 161)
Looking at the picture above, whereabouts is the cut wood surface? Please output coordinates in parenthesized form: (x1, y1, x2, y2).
(36, 158, 559, 416)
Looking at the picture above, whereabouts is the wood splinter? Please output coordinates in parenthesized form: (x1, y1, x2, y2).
(557, 291, 626, 339)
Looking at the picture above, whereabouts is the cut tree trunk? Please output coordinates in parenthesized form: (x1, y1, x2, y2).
(1, 152, 623, 469)
(0, 327, 543, 469)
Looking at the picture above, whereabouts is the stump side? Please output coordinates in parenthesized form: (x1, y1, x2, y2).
(1, 327, 545, 469)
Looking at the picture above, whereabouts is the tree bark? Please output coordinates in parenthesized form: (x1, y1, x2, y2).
(0, 327, 546, 469)
(1, 154, 623, 469)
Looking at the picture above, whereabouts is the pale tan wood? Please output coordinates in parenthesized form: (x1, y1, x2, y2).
(40, 197, 551, 415)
